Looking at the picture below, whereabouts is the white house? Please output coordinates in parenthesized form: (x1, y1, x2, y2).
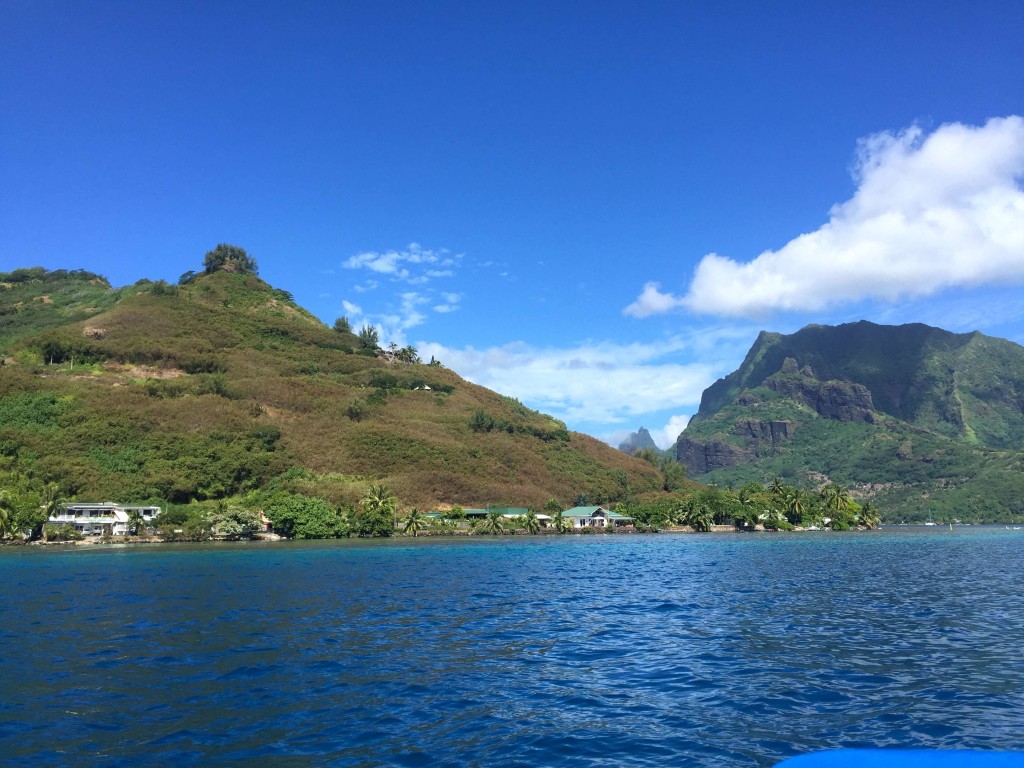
(48, 502, 161, 536)
(560, 506, 634, 529)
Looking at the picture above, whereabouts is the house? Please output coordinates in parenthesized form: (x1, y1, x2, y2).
(48, 502, 162, 536)
(461, 507, 530, 520)
(448, 507, 550, 528)
(560, 506, 634, 529)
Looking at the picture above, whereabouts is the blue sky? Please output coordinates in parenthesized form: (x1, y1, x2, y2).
(3, 1, 1023, 448)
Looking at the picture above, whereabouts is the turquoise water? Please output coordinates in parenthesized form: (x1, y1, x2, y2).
(2, 528, 1022, 766)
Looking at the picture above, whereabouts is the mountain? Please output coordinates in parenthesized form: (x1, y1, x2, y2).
(0, 265, 662, 510)
(617, 427, 661, 455)
(674, 321, 1024, 521)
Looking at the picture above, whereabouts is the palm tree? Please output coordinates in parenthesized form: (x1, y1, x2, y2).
(0, 490, 17, 539)
(784, 489, 806, 525)
(859, 502, 881, 529)
(479, 509, 505, 535)
(40, 482, 62, 522)
(552, 509, 571, 533)
(402, 508, 424, 536)
(681, 501, 714, 532)
(822, 484, 850, 513)
(768, 477, 786, 501)
(359, 483, 398, 536)
(523, 509, 541, 534)
(127, 509, 145, 536)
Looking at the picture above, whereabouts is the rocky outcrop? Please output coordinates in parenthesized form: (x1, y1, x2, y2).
(734, 419, 794, 449)
(675, 436, 750, 474)
(764, 375, 876, 423)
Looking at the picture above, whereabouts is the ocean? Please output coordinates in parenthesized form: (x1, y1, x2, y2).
(2, 527, 1022, 766)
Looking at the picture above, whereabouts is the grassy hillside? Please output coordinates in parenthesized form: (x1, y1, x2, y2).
(677, 322, 1024, 522)
(1, 267, 663, 511)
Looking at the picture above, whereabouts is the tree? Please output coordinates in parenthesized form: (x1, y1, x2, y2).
(859, 502, 881, 529)
(660, 457, 687, 493)
(552, 509, 571, 533)
(208, 502, 262, 538)
(357, 484, 396, 537)
(633, 448, 659, 464)
(358, 325, 379, 351)
(333, 316, 352, 334)
(403, 508, 424, 536)
(679, 505, 712, 536)
(203, 244, 258, 275)
(523, 509, 541, 534)
(40, 482, 62, 523)
(127, 508, 145, 536)
(398, 345, 420, 364)
(783, 489, 806, 525)
(266, 493, 348, 539)
(0, 490, 16, 539)
(479, 509, 505, 535)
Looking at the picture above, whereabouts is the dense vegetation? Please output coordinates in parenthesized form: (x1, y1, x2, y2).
(0, 256, 665, 538)
(676, 322, 1024, 523)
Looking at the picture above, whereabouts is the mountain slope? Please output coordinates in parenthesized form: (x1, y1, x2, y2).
(675, 321, 1024, 521)
(1, 266, 662, 509)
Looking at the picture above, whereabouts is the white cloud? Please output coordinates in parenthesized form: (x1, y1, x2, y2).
(359, 292, 429, 347)
(417, 337, 722, 426)
(342, 300, 362, 317)
(655, 414, 692, 450)
(623, 282, 687, 318)
(343, 243, 462, 286)
(629, 116, 1024, 319)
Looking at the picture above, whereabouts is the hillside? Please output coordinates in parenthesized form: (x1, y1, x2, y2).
(0, 264, 663, 511)
(675, 322, 1024, 521)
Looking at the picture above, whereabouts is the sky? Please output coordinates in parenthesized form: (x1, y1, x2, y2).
(3, 1, 1024, 449)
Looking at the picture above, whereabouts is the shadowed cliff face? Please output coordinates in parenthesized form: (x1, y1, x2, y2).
(673, 323, 1024, 488)
(688, 321, 1024, 450)
(762, 368, 876, 424)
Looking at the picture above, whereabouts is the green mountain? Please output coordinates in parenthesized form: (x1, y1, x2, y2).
(0, 265, 662, 511)
(675, 321, 1024, 521)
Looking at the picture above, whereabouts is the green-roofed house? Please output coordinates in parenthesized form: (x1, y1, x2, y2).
(561, 505, 634, 529)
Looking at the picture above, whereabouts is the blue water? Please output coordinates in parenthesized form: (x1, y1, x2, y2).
(1, 528, 1022, 766)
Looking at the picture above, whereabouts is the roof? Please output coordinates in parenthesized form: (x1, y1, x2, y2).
(561, 506, 608, 517)
(560, 505, 634, 521)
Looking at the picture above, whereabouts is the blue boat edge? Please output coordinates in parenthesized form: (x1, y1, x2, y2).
(776, 750, 1024, 767)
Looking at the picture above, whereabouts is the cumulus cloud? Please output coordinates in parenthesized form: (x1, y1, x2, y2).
(655, 414, 692, 450)
(623, 282, 687, 318)
(341, 300, 362, 317)
(628, 116, 1024, 319)
(417, 337, 722, 426)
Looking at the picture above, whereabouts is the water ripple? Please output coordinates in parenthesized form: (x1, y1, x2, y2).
(2, 529, 1023, 766)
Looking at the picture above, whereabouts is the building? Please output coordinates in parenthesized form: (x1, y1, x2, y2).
(560, 506, 634, 529)
(48, 502, 162, 536)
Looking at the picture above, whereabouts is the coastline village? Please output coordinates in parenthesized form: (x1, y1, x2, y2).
(20, 483, 879, 545)
(44, 500, 641, 541)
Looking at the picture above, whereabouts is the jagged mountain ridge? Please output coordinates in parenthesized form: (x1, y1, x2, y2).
(617, 427, 661, 455)
(674, 321, 1024, 519)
